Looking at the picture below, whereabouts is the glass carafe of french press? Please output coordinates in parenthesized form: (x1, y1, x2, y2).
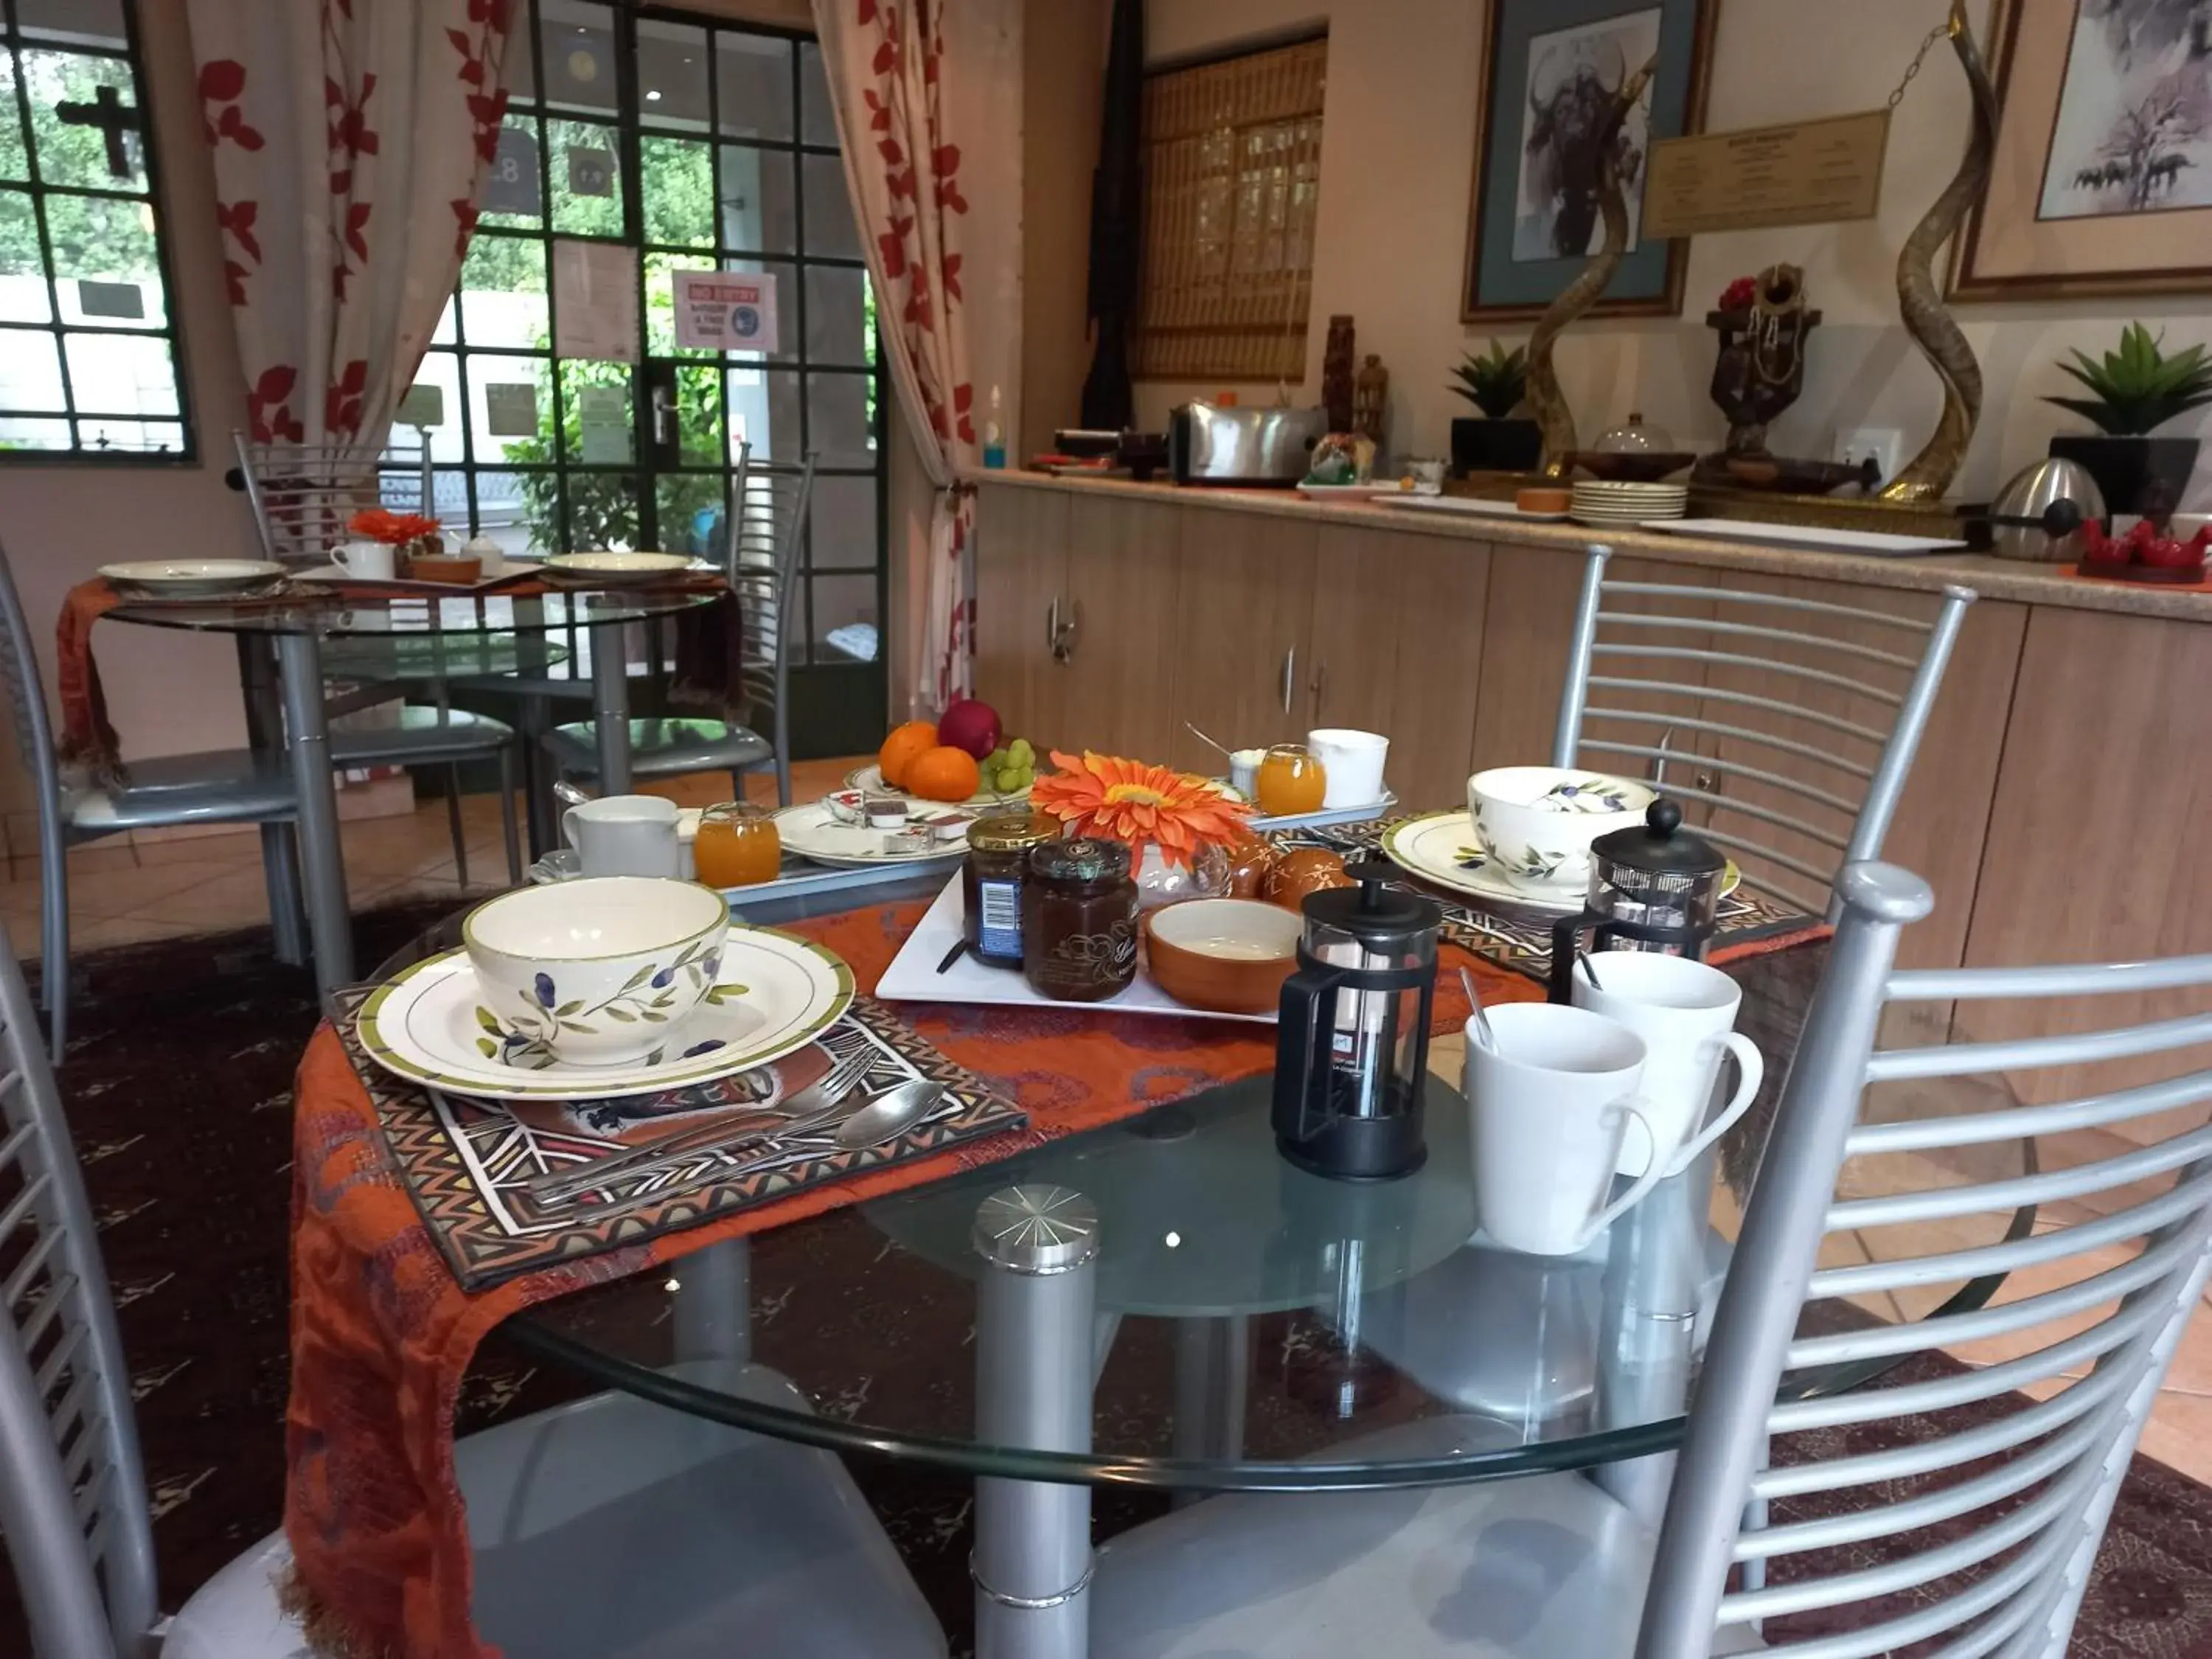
(1272, 859, 1441, 1181)
(1549, 799, 1728, 1002)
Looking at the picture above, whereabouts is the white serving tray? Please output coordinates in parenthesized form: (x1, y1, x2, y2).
(1643, 518, 1966, 557)
(874, 877, 1275, 1023)
(296, 554, 544, 592)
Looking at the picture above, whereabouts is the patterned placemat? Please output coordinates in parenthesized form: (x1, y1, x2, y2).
(329, 987, 1025, 1290)
(1271, 816, 1816, 978)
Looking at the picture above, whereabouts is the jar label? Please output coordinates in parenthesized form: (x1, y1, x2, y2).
(977, 877, 1023, 958)
(1045, 921, 1137, 988)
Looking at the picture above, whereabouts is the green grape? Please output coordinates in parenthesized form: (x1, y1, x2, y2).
(987, 747, 1009, 768)
(995, 767, 1022, 793)
(1007, 737, 1034, 767)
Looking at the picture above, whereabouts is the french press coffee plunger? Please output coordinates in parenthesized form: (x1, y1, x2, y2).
(1549, 799, 1728, 1003)
(1272, 859, 1442, 1182)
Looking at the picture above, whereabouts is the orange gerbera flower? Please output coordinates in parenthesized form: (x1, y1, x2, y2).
(1029, 750, 1251, 866)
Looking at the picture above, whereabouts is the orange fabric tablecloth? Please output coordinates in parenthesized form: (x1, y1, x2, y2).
(282, 897, 1545, 1658)
(55, 579, 124, 783)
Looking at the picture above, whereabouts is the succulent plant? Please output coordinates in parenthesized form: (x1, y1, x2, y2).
(1449, 339, 1528, 420)
(2042, 323, 2212, 437)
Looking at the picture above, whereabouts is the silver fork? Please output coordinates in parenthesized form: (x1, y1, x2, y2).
(524, 1045, 874, 1201)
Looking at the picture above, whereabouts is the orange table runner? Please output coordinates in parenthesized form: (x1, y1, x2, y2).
(282, 898, 1547, 1658)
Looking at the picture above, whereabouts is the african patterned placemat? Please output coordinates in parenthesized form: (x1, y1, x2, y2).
(329, 987, 1025, 1291)
(1271, 816, 1818, 978)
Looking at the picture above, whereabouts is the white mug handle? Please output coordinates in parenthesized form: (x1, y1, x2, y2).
(1573, 1102, 1669, 1251)
(561, 804, 582, 849)
(1664, 1032, 1765, 1176)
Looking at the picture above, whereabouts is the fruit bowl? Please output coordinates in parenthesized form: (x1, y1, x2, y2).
(844, 762, 1031, 809)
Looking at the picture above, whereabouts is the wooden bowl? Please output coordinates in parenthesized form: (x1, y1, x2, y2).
(1144, 899, 1301, 1015)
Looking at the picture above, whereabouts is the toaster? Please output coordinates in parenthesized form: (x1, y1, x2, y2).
(1167, 403, 1328, 485)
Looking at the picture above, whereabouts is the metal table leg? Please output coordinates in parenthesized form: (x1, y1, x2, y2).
(1590, 1147, 1710, 1526)
(1170, 1315, 1248, 1509)
(236, 636, 307, 964)
(670, 1237, 751, 1363)
(973, 1185, 1098, 1659)
(274, 632, 353, 992)
(589, 622, 632, 793)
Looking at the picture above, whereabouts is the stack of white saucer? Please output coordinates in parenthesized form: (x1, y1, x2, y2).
(1571, 479, 1688, 525)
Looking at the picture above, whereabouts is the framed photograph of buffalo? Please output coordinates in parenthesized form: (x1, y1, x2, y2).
(1461, 0, 1716, 322)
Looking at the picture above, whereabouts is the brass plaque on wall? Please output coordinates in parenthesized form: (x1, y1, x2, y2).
(1642, 110, 1889, 240)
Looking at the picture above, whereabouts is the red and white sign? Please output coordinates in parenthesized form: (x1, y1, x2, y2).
(672, 270, 781, 354)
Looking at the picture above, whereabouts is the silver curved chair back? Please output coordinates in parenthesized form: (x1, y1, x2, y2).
(721, 445, 816, 807)
(234, 428, 432, 566)
(1552, 544, 1975, 919)
(0, 538, 78, 1043)
(0, 928, 157, 1659)
(1639, 861, 2212, 1658)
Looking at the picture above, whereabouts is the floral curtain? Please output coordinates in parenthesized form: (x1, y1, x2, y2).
(185, 0, 513, 458)
(812, 0, 1021, 717)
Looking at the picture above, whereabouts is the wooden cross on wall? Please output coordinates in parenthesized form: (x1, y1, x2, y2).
(55, 83, 140, 178)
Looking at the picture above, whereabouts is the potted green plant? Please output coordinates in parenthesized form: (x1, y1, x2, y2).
(2042, 323, 2211, 518)
(1448, 339, 1543, 475)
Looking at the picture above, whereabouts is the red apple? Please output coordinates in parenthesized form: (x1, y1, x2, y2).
(936, 698, 1002, 760)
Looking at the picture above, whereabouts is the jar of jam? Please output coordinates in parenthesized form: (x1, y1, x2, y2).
(692, 800, 781, 886)
(1254, 743, 1327, 816)
(962, 812, 1060, 968)
(1023, 837, 1138, 1002)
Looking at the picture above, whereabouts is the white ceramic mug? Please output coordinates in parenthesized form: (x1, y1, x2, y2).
(1307, 728, 1388, 809)
(563, 794, 681, 878)
(333, 539, 397, 580)
(1466, 1002, 1668, 1256)
(1569, 951, 1764, 1178)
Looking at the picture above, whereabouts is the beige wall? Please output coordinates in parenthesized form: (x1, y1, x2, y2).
(0, 2, 256, 833)
(1114, 0, 2212, 511)
(1021, 0, 1110, 462)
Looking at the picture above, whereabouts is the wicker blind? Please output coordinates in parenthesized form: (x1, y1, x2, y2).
(1134, 37, 1326, 383)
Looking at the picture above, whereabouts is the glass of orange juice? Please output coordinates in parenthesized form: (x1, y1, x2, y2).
(1253, 743, 1327, 816)
(692, 801, 782, 887)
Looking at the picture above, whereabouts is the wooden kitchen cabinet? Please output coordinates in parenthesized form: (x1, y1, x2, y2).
(1308, 524, 1489, 812)
(1166, 511, 1321, 774)
(973, 483, 1068, 742)
(1042, 493, 1186, 762)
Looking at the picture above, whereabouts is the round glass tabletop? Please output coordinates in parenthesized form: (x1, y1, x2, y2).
(105, 583, 720, 638)
(373, 880, 2031, 1493)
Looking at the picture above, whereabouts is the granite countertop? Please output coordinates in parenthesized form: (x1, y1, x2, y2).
(965, 468, 2212, 623)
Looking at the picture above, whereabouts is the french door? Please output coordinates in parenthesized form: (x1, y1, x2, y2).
(414, 0, 888, 755)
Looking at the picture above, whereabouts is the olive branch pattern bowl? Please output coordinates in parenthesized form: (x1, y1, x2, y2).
(1467, 767, 1655, 897)
(463, 877, 731, 1066)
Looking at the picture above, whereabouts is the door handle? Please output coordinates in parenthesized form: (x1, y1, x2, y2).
(1048, 597, 1078, 663)
(1279, 646, 1296, 715)
(651, 382, 675, 446)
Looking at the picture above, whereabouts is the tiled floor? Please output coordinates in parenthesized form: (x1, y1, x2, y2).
(15, 782, 2212, 1493)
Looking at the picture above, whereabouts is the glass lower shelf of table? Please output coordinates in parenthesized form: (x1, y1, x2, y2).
(501, 1062, 2030, 1493)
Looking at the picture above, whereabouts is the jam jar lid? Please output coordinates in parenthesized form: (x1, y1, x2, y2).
(1029, 836, 1130, 883)
(968, 812, 1060, 854)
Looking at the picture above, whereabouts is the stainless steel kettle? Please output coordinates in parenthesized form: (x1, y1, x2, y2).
(1987, 456, 2106, 563)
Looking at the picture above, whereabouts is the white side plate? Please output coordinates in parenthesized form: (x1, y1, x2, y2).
(1644, 518, 1966, 556)
(1382, 495, 1571, 524)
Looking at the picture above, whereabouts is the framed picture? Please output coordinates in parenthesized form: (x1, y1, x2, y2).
(1461, 0, 1717, 323)
(1952, 0, 2212, 301)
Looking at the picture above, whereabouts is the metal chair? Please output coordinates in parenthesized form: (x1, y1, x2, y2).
(1090, 862, 2212, 1658)
(0, 538, 297, 1054)
(1553, 542, 1977, 918)
(540, 451, 816, 808)
(0, 928, 945, 1659)
(233, 428, 523, 886)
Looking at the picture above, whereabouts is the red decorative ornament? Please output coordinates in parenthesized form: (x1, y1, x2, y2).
(2079, 518, 2211, 583)
(1717, 276, 1757, 312)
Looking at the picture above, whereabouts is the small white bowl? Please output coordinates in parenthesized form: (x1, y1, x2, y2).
(1467, 767, 1655, 897)
(1144, 897, 1303, 1014)
(462, 877, 728, 1065)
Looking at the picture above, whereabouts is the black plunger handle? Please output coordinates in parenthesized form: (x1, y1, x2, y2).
(1550, 914, 1593, 1004)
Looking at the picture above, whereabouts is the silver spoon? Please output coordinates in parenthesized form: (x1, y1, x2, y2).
(1183, 720, 1235, 761)
(1458, 965, 1497, 1049)
(1576, 950, 1604, 991)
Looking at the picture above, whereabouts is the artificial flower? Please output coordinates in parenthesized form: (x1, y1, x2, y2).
(1029, 750, 1251, 867)
(349, 507, 442, 544)
(1717, 276, 1756, 312)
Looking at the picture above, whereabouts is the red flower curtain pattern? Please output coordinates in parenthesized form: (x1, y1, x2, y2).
(187, 0, 513, 459)
(813, 0, 1020, 716)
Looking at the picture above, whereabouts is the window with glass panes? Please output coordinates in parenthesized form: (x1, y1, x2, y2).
(418, 1, 886, 703)
(0, 0, 189, 460)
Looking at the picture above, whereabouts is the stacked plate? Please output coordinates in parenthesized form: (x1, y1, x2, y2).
(100, 559, 288, 600)
(1571, 480, 1688, 526)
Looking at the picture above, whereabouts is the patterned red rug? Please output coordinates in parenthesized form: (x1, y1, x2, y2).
(2, 911, 2208, 1657)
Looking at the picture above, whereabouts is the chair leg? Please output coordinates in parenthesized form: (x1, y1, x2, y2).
(730, 769, 748, 807)
(446, 765, 469, 889)
(40, 837, 67, 1055)
(498, 746, 522, 885)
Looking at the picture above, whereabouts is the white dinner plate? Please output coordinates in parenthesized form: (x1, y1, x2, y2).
(100, 558, 286, 597)
(843, 761, 1032, 809)
(356, 929, 853, 1102)
(1641, 518, 1967, 557)
(1380, 810, 1740, 914)
(775, 800, 972, 869)
(1382, 496, 1571, 524)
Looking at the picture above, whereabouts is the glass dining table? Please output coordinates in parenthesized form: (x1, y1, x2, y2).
(368, 871, 2031, 1657)
(105, 583, 722, 992)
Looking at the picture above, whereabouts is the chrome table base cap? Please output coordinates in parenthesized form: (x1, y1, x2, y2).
(974, 1186, 1100, 1276)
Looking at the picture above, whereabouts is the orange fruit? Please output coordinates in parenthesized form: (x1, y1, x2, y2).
(877, 720, 938, 788)
(905, 745, 981, 803)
